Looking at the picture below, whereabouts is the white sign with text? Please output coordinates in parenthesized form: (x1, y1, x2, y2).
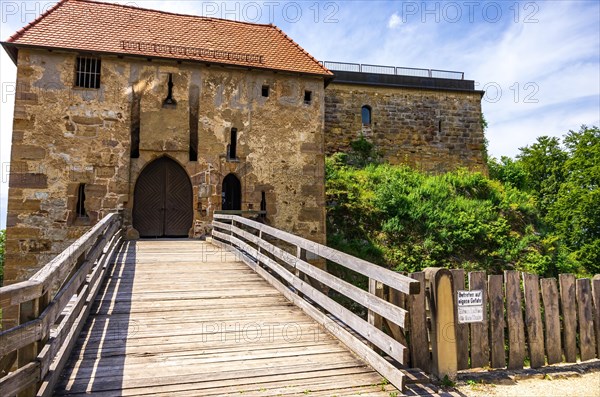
(457, 290, 483, 324)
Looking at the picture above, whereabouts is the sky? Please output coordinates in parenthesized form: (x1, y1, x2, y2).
(0, 0, 599, 227)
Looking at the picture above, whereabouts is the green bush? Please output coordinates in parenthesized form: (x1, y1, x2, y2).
(326, 159, 553, 275)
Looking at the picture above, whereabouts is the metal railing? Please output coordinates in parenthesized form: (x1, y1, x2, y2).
(321, 61, 464, 80)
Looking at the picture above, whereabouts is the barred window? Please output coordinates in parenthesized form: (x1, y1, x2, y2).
(75, 56, 101, 89)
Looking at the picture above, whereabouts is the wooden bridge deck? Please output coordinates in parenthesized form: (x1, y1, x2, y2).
(54, 240, 399, 396)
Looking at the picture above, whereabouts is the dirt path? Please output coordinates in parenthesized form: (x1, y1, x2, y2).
(456, 364, 600, 397)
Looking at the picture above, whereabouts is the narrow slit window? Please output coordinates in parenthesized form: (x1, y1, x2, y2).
(260, 191, 267, 212)
(304, 90, 312, 104)
(76, 184, 87, 218)
(262, 85, 270, 97)
(439, 120, 443, 133)
(361, 105, 372, 125)
(75, 56, 101, 89)
(229, 128, 238, 160)
(163, 73, 177, 107)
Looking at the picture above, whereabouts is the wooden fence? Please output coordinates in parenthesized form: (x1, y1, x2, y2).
(212, 214, 421, 390)
(376, 269, 600, 373)
(0, 213, 123, 397)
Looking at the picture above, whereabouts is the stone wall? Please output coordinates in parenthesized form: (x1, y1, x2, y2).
(4, 48, 326, 295)
(323, 83, 486, 173)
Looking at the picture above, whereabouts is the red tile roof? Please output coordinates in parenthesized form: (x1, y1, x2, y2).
(3, 0, 332, 76)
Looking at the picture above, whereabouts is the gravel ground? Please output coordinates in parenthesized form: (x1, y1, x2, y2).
(456, 363, 600, 397)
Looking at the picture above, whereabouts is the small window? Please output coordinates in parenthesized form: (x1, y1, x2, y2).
(75, 56, 101, 89)
(361, 105, 372, 125)
(262, 85, 270, 97)
(228, 128, 238, 160)
(438, 120, 443, 133)
(76, 184, 87, 218)
(304, 90, 312, 104)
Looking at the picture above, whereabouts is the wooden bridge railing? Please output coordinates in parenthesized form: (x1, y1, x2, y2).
(0, 213, 123, 397)
(211, 214, 420, 390)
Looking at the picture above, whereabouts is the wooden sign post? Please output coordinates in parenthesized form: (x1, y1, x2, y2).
(424, 268, 458, 380)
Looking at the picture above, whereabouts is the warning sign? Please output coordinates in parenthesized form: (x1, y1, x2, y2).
(457, 290, 483, 324)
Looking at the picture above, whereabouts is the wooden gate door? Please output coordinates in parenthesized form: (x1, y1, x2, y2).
(133, 157, 193, 237)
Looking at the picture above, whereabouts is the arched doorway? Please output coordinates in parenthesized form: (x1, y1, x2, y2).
(133, 157, 193, 238)
(222, 174, 241, 211)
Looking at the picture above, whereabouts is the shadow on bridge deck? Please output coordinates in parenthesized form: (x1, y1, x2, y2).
(53, 240, 398, 396)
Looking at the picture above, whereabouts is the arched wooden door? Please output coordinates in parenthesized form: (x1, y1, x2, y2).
(133, 157, 193, 238)
(222, 174, 241, 211)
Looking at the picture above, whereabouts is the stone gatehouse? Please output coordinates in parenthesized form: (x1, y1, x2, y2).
(1, 0, 485, 285)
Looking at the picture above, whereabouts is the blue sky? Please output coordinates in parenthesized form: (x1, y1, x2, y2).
(1, 0, 599, 228)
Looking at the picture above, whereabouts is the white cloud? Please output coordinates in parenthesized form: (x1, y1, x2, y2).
(388, 13, 401, 29)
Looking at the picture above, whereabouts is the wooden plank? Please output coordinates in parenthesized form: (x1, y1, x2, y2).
(212, 233, 409, 364)
(231, 247, 406, 391)
(241, 225, 408, 328)
(0, 317, 43, 357)
(213, 217, 420, 295)
(505, 270, 525, 369)
(540, 278, 562, 364)
(56, 240, 403, 396)
(576, 278, 597, 361)
(522, 272, 545, 368)
(488, 274, 505, 368)
(450, 269, 468, 370)
(559, 273, 578, 363)
(468, 271, 489, 368)
(407, 272, 430, 372)
(0, 280, 43, 311)
(367, 278, 383, 351)
(0, 362, 40, 396)
(218, 226, 410, 329)
(384, 287, 409, 365)
(38, 232, 123, 397)
(32, 213, 117, 290)
(256, 247, 409, 364)
(593, 276, 600, 359)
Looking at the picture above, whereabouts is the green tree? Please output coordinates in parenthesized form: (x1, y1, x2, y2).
(547, 126, 600, 274)
(517, 136, 568, 216)
(487, 156, 528, 190)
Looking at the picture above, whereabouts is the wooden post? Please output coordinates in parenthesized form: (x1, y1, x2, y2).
(295, 246, 306, 297)
(423, 268, 457, 380)
(576, 278, 597, 361)
(540, 278, 562, 364)
(592, 276, 600, 359)
(408, 272, 430, 372)
(505, 270, 526, 369)
(17, 296, 43, 397)
(468, 271, 489, 368)
(450, 269, 469, 370)
(368, 278, 384, 352)
(559, 273, 578, 363)
(488, 274, 506, 368)
(522, 272, 545, 368)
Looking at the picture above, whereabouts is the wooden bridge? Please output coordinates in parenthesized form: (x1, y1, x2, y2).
(1, 213, 455, 396)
